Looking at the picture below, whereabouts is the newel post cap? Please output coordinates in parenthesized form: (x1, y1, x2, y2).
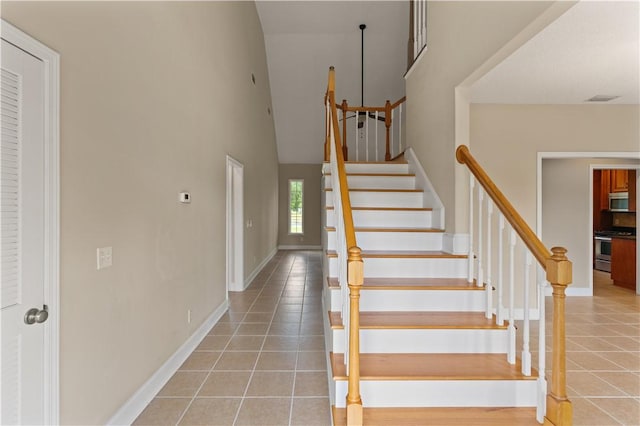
(546, 246, 572, 286)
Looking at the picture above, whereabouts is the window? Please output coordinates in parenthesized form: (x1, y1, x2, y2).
(288, 179, 304, 234)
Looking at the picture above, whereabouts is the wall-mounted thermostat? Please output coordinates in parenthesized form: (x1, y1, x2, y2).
(179, 192, 191, 203)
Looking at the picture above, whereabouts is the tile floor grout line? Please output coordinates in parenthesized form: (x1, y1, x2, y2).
(180, 252, 285, 426)
(232, 253, 292, 426)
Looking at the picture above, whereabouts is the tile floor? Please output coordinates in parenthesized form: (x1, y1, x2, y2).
(134, 250, 329, 426)
(134, 251, 639, 425)
(562, 270, 640, 426)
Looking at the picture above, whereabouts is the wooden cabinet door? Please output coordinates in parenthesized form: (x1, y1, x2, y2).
(611, 238, 636, 291)
(611, 170, 629, 193)
(600, 170, 611, 210)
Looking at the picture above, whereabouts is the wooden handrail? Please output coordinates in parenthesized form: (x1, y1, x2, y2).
(456, 144, 572, 426)
(456, 145, 550, 267)
(325, 67, 363, 425)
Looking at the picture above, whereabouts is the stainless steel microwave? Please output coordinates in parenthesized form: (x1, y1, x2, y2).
(609, 192, 629, 212)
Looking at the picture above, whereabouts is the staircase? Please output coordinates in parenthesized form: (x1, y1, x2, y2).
(321, 160, 540, 424)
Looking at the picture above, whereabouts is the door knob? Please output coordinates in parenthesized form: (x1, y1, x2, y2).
(24, 305, 48, 325)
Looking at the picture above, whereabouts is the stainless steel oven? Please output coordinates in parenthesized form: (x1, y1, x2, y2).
(594, 235, 612, 272)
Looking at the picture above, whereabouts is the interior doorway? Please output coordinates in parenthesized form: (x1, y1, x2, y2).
(1, 20, 60, 424)
(226, 156, 244, 292)
(538, 154, 640, 296)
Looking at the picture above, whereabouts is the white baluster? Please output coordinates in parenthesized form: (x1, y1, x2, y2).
(421, 0, 427, 51)
(398, 104, 403, 154)
(467, 175, 474, 283)
(485, 201, 493, 319)
(353, 111, 360, 161)
(365, 113, 369, 162)
(375, 112, 379, 161)
(413, 0, 422, 59)
(391, 108, 395, 159)
(496, 214, 505, 325)
(522, 252, 532, 376)
(477, 189, 484, 288)
(507, 229, 516, 364)
(537, 273, 548, 423)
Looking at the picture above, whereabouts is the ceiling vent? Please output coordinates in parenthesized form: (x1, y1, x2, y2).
(585, 95, 620, 102)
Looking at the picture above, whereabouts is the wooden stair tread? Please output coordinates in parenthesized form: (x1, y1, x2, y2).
(325, 172, 416, 177)
(344, 160, 408, 164)
(325, 188, 422, 192)
(325, 226, 444, 233)
(330, 353, 538, 381)
(325, 206, 433, 211)
(329, 311, 506, 330)
(332, 406, 539, 426)
(326, 250, 467, 259)
(327, 277, 481, 290)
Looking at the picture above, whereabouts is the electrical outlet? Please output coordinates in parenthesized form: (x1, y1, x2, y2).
(97, 247, 113, 270)
(187, 309, 191, 324)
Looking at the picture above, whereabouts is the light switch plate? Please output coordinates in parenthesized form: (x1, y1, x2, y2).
(97, 247, 113, 270)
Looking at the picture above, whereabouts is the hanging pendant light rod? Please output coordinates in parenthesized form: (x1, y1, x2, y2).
(360, 24, 366, 108)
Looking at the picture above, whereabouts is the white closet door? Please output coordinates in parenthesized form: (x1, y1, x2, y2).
(1, 38, 46, 425)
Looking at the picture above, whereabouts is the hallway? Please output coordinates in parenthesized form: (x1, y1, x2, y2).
(134, 251, 329, 425)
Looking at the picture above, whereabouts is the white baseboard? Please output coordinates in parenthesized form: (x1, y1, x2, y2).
(278, 245, 322, 250)
(443, 233, 469, 255)
(243, 247, 278, 290)
(106, 300, 229, 426)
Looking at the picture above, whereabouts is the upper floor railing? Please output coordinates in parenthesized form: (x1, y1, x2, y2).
(333, 97, 407, 163)
(408, 0, 427, 70)
(456, 145, 573, 425)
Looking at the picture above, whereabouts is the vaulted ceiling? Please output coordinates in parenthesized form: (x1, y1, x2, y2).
(256, 1, 409, 164)
(258, 1, 640, 164)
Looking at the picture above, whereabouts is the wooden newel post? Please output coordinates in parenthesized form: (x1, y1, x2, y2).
(544, 247, 573, 426)
(346, 246, 364, 426)
(384, 100, 392, 161)
(342, 100, 349, 161)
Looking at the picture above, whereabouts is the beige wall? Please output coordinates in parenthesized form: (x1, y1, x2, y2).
(2, 2, 278, 424)
(471, 104, 639, 291)
(543, 158, 639, 291)
(278, 164, 322, 247)
(405, 1, 554, 233)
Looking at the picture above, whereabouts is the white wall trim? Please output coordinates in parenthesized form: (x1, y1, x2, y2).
(278, 245, 322, 250)
(243, 247, 278, 290)
(2, 19, 61, 425)
(106, 300, 229, 426)
(226, 155, 244, 292)
(443, 233, 469, 255)
(405, 147, 445, 229)
(404, 46, 428, 80)
(536, 152, 640, 297)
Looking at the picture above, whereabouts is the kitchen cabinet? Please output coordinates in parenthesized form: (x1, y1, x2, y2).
(611, 237, 636, 291)
(610, 170, 629, 193)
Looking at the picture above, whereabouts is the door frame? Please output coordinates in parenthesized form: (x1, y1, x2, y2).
(226, 155, 244, 292)
(1, 20, 60, 424)
(536, 152, 640, 296)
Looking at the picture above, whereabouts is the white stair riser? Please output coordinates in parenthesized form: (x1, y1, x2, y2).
(326, 287, 484, 312)
(328, 256, 467, 279)
(323, 163, 410, 175)
(326, 209, 433, 228)
(325, 175, 416, 190)
(333, 380, 537, 408)
(330, 328, 509, 354)
(326, 231, 444, 251)
(325, 191, 423, 208)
